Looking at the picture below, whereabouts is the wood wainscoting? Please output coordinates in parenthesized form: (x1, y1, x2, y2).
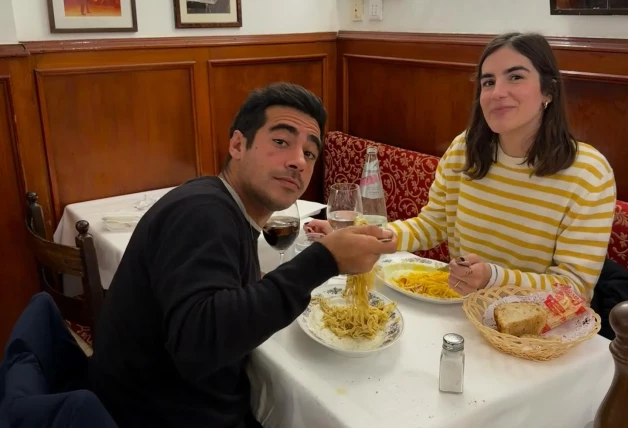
(337, 31, 628, 201)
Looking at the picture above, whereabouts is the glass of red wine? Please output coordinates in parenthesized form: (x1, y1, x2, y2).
(326, 183, 363, 231)
(263, 202, 301, 266)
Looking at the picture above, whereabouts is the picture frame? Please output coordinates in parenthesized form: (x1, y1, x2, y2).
(47, 0, 138, 33)
(550, 0, 628, 15)
(174, 0, 242, 28)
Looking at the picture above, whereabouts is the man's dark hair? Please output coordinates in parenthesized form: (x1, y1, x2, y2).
(224, 82, 327, 167)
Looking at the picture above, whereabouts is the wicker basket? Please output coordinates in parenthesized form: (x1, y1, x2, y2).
(462, 286, 601, 362)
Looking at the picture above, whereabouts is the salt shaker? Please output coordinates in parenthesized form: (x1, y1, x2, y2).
(439, 333, 465, 394)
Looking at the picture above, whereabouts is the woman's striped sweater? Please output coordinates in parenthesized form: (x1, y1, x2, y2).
(387, 133, 616, 301)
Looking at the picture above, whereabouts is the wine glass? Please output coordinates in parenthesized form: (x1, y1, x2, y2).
(326, 183, 363, 231)
(263, 202, 301, 265)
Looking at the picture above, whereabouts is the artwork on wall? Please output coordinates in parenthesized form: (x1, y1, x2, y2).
(47, 0, 138, 33)
(550, 0, 628, 15)
(174, 0, 242, 28)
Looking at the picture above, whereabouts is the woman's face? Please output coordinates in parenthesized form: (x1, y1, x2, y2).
(479, 46, 550, 138)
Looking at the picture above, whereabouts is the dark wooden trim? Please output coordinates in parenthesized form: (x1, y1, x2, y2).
(343, 54, 477, 72)
(0, 44, 28, 58)
(22, 32, 338, 54)
(46, 0, 138, 34)
(561, 70, 628, 84)
(337, 31, 628, 54)
(0, 76, 27, 200)
(34, 61, 197, 219)
(174, 0, 242, 29)
(207, 53, 328, 67)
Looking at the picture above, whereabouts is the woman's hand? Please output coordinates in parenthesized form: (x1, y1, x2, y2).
(448, 254, 492, 296)
(304, 219, 334, 235)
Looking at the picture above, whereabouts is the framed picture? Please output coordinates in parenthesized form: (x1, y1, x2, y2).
(174, 0, 242, 28)
(550, 0, 628, 15)
(47, 0, 138, 33)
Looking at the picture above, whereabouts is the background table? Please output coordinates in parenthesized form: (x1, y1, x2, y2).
(53, 187, 326, 289)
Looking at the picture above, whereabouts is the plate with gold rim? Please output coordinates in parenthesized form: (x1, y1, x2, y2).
(375, 253, 466, 305)
(297, 283, 404, 358)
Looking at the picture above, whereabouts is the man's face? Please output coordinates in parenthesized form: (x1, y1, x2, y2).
(231, 106, 322, 212)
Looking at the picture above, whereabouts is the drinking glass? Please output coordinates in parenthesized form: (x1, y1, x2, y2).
(326, 183, 363, 231)
(294, 232, 325, 256)
(263, 202, 300, 265)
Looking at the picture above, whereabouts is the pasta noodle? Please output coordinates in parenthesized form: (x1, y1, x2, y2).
(392, 271, 461, 298)
(319, 217, 396, 340)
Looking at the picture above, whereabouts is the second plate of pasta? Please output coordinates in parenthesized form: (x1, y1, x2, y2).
(376, 253, 465, 305)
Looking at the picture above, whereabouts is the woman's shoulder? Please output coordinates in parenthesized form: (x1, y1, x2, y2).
(442, 131, 468, 159)
(572, 141, 614, 180)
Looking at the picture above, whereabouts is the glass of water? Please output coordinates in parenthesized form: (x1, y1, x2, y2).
(294, 232, 325, 256)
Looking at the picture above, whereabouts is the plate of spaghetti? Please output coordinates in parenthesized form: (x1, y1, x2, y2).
(297, 260, 404, 357)
(376, 254, 464, 304)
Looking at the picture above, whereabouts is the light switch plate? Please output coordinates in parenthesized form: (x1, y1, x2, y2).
(369, 0, 383, 20)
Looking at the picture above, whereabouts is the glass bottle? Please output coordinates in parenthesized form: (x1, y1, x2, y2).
(359, 146, 388, 228)
(439, 333, 465, 394)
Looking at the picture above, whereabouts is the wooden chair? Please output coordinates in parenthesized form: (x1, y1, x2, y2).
(25, 191, 104, 349)
(594, 301, 628, 427)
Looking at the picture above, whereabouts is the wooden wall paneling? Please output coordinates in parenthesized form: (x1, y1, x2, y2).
(35, 62, 200, 220)
(342, 54, 475, 156)
(0, 75, 39, 357)
(207, 52, 332, 202)
(561, 72, 628, 201)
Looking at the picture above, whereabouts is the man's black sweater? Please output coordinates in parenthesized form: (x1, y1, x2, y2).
(88, 176, 338, 427)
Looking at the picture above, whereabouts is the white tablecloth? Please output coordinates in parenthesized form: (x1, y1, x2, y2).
(53, 187, 326, 289)
(53, 190, 614, 428)
(250, 253, 614, 428)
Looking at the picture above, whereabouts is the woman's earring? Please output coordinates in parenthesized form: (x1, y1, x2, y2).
(543, 101, 549, 109)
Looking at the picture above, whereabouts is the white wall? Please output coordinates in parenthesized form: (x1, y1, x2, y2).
(339, 0, 628, 39)
(0, 0, 17, 44)
(12, 0, 338, 41)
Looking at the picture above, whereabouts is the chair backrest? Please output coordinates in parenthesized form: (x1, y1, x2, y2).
(25, 192, 104, 342)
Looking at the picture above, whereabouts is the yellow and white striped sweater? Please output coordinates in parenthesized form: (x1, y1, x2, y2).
(387, 133, 616, 301)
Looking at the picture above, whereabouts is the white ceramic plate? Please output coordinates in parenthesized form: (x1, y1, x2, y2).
(297, 283, 404, 358)
(376, 254, 465, 305)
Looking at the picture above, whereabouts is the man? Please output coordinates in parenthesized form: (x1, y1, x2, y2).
(89, 82, 397, 428)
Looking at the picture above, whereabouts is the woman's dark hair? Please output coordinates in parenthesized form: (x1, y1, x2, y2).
(462, 32, 577, 179)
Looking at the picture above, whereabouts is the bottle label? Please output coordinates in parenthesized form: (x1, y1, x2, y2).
(360, 176, 384, 199)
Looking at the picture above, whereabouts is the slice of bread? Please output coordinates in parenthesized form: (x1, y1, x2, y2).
(494, 302, 548, 337)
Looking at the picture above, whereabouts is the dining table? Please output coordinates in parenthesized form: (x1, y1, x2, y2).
(53, 188, 614, 428)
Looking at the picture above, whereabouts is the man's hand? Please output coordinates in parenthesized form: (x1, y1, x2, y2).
(319, 225, 397, 274)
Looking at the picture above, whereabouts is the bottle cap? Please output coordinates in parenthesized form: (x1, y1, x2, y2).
(442, 333, 464, 352)
(366, 146, 378, 154)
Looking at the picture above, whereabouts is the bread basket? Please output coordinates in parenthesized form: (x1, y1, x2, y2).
(462, 286, 601, 361)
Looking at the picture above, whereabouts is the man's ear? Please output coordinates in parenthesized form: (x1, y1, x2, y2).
(228, 130, 247, 161)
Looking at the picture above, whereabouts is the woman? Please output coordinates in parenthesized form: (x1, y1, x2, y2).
(308, 32, 616, 301)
